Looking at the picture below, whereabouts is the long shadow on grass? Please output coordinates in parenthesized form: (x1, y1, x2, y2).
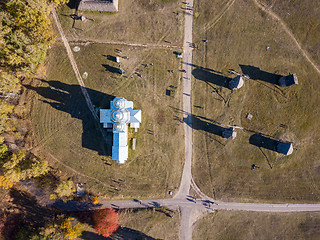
(82, 228, 160, 240)
(171, 106, 228, 145)
(239, 64, 282, 85)
(192, 67, 231, 88)
(249, 133, 279, 152)
(23, 79, 114, 156)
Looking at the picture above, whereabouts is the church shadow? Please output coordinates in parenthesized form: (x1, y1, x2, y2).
(23, 79, 114, 156)
(192, 67, 231, 88)
(239, 64, 282, 85)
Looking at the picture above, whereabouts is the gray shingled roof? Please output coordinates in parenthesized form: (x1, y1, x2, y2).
(78, 0, 118, 12)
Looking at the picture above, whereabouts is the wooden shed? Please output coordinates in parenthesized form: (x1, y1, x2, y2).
(229, 76, 244, 90)
(278, 74, 298, 87)
(222, 127, 237, 140)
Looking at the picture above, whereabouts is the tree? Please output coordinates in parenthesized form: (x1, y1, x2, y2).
(0, 0, 55, 71)
(50, 0, 69, 7)
(51, 179, 74, 199)
(0, 72, 20, 97)
(92, 208, 119, 238)
(60, 217, 84, 239)
(22, 216, 84, 240)
(0, 150, 49, 189)
(92, 196, 99, 205)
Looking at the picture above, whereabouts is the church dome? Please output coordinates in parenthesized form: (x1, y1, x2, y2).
(113, 122, 125, 132)
(114, 98, 125, 109)
(111, 108, 130, 123)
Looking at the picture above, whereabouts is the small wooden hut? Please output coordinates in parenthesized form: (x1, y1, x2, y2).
(229, 76, 244, 90)
(278, 74, 298, 87)
(276, 142, 293, 156)
(222, 127, 237, 140)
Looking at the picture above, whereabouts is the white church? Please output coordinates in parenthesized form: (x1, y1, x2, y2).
(100, 97, 141, 163)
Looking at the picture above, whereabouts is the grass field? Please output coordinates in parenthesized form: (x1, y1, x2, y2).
(191, 0, 320, 202)
(26, 41, 185, 199)
(82, 208, 179, 239)
(57, 0, 184, 45)
(193, 211, 320, 240)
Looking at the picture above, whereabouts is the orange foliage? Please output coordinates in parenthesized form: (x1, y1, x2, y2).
(92, 208, 119, 238)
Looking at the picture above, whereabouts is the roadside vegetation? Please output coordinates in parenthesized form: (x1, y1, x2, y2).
(191, 0, 320, 202)
(0, 1, 87, 239)
(193, 211, 320, 240)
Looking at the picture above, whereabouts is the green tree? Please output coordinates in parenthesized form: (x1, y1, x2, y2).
(51, 179, 75, 199)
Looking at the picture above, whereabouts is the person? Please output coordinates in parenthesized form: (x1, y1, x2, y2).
(251, 164, 260, 170)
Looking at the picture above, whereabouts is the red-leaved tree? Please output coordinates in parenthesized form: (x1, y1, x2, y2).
(92, 208, 119, 237)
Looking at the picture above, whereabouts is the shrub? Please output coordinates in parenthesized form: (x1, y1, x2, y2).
(92, 208, 119, 238)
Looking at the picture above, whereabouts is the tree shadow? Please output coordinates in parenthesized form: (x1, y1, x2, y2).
(239, 64, 282, 85)
(67, 0, 81, 10)
(82, 227, 160, 240)
(23, 79, 114, 156)
(9, 188, 54, 233)
(53, 200, 102, 211)
(192, 67, 231, 88)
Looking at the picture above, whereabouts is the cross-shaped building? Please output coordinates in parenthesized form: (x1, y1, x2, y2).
(100, 97, 141, 163)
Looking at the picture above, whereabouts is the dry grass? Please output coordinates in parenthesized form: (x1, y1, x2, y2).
(81, 208, 179, 240)
(191, 0, 320, 202)
(57, 0, 184, 45)
(259, 0, 320, 64)
(117, 208, 179, 239)
(26, 41, 185, 199)
(193, 211, 320, 240)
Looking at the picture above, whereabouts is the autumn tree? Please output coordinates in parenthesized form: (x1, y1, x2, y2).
(0, 150, 49, 189)
(50, 179, 75, 199)
(92, 208, 119, 238)
(50, 0, 69, 7)
(0, 0, 55, 71)
(18, 216, 84, 240)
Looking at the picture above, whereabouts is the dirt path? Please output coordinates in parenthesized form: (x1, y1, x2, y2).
(203, 0, 236, 33)
(54, 197, 320, 213)
(51, 5, 98, 121)
(64, 39, 182, 50)
(253, 0, 320, 75)
(174, 0, 195, 239)
(51, 5, 110, 149)
(175, 0, 194, 200)
(47, 153, 111, 189)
